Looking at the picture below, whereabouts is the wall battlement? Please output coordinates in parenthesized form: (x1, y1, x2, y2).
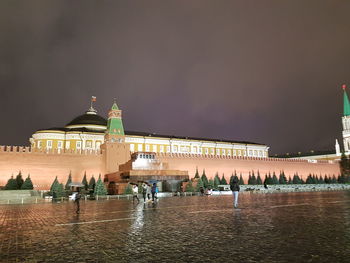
(156, 153, 336, 164)
(0, 146, 102, 156)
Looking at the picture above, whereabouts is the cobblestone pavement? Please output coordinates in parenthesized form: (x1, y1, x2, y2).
(1, 191, 350, 263)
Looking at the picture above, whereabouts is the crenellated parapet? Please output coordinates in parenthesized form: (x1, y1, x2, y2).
(0, 145, 102, 155)
(156, 152, 336, 164)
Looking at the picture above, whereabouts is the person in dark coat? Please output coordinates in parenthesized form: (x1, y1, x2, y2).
(151, 183, 158, 202)
(75, 190, 81, 214)
(230, 177, 240, 208)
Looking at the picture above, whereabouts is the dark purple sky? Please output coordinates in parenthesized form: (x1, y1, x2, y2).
(1, 1, 350, 155)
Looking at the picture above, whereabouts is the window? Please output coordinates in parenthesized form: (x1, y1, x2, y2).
(76, 141, 81, 149)
(145, 144, 150, 151)
(65, 141, 70, 149)
(138, 144, 143, 151)
(173, 146, 178, 152)
(37, 141, 42, 149)
(47, 140, 52, 149)
(130, 144, 135, 152)
(166, 146, 170, 153)
(153, 145, 157, 152)
(222, 149, 226, 155)
(193, 146, 197, 153)
(216, 149, 220, 155)
(86, 141, 92, 148)
(57, 141, 63, 149)
(238, 150, 241, 156)
(205, 148, 209, 154)
(249, 150, 252, 156)
(160, 145, 164, 153)
(95, 141, 101, 149)
(210, 149, 214, 155)
(227, 150, 231, 156)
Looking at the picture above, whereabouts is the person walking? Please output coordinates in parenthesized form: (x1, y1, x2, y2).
(151, 183, 158, 202)
(132, 184, 139, 203)
(74, 190, 81, 214)
(230, 177, 240, 208)
(142, 183, 148, 202)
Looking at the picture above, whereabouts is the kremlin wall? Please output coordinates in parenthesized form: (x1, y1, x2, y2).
(0, 98, 343, 191)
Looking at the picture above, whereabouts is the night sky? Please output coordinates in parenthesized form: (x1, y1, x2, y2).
(1, 1, 350, 155)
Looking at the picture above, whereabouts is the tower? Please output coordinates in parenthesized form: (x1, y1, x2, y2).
(101, 101, 130, 174)
(342, 85, 350, 153)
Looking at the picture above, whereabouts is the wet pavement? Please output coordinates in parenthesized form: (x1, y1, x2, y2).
(0, 191, 350, 263)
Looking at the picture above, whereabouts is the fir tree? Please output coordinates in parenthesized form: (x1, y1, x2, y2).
(266, 173, 273, 184)
(21, 175, 34, 190)
(220, 174, 228, 185)
(185, 181, 195, 192)
(201, 170, 209, 188)
(94, 175, 107, 196)
(332, 175, 337, 183)
(196, 177, 204, 192)
(272, 172, 279, 184)
(124, 184, 133, 194)
(16, 171, 24, 189)
(52, 182, 65, 200)
(257, 174, 262, 185)
(247, 173, 252, 185)
(88, 176, 96, 190)
(239, 174, 244, 185)
(251, 171, 257, 185)
(81, 172, 88, 191)
(288, 176, 292, 184)
(194, 167, 200, 178)
(306, 174, 313, 184)
(5, 176, 17, 190)
(65, 172, 72, 190)
(279, 171, 287, 185)
(208, 179, 214, 189)
(49, 176, 59, 195)
(214, 175, 220, 190)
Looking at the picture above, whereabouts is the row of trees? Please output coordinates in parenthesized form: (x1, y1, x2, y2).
(49, 172, 107, 199)
(185, 168, 349, 192)
(4, 172, 33, 190)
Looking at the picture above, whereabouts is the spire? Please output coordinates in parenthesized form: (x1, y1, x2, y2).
(106, 100, 124, 136)
(343, 85, 350, 116)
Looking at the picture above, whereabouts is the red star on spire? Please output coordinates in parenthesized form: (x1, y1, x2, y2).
(342, 84, 346, 90)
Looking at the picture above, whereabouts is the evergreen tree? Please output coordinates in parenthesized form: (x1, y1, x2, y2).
(201, 170, 209, 188)
(81, 172, 88, 191)
(220, 174, 228, 185)
(185, 181, 195, 192)
(65, 172, 72, 190)
(257, 174, 262, 185)
(272, 172, 279, 184)
(279, 171, 287, 185)
(288, 176, 292, 184)
(5, 176, 17, 190)
(293, 174, 301, 184)
(49, 176, 59, 195)
(21, 175, 34, 190)
(196, 177, 204, 192)
(208, 179, 214, 189)
(251, 174, 257, 185)
(194, 167, 200, 179)
(319, 175, 324, 184)
(214, 174, 221, 189)
(239, 174, 244, 185)
(247, 173, 252, 185)
(306, 175, 313, 184)
(16, 171, 24, 189)
(266, 173, 273, 184)
(94, 175, 107, 196)
(332, 175, 337, 183)
(124, 184, 133, 194)
(324, 175, 329, 184)
(338, 174, 346, 184)
(88, 176, 96, 190)
(52, 182, 65, 200)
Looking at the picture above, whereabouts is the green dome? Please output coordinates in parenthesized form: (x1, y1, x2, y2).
(65, 109, 107, 129)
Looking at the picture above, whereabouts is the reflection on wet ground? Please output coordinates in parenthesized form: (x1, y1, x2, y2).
(0, 191, 350, 262)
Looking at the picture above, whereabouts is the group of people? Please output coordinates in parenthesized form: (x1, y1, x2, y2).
(132, 182, 158, 203)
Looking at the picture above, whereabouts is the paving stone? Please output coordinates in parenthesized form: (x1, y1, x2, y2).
(0, 191, 350, 262)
